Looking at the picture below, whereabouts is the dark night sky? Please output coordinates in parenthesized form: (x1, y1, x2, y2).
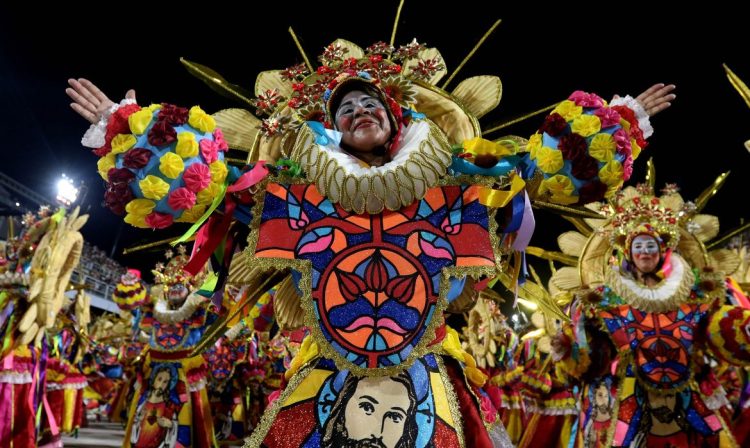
(1, 3, 748, 275)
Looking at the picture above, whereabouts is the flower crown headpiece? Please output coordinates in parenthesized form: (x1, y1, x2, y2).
(252, 39, 443, 136)
(608, 184, 682, 257)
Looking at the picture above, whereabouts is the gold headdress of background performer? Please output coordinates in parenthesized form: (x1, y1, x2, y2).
(526, 162, 742, 294)
(5, 208, 87, 347)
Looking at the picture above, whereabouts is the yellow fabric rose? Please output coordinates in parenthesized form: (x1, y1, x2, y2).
(128, 109, 153, 135)
(598, 160, 624, 186)
(540, 175, 578, 205)
(553, 100, 582, 121)
(463, 137, 516, 157)
(176, 204, 208, 223)
(188, 106, 216, 133)
(96, 153, 116, 180)
(209, 161, 228, 184)
(146, 104, 162, 113)
(125, 199, 156, 217)
(619, 118, 631, 131)
(631, 138, 642, 159)
(535, 146, 564, 174)
(588, 133, 616, 162)
(571, 114, 601, 137)
(110, 134, 136, 155)
(124, 213, 148, 228)
(527, 133, 542, 159)
(196, 182, 220, 205)
(159, 153, 184, 179)
(139, 175, 170, 200)
(175, 132, 199, 159)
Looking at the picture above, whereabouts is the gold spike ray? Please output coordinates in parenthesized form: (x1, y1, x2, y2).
(706, 220, 750, 250)
(288, 27, 314, 73)
(441, 19, 502, 90)
(180, 58, 255, 108)
(525, 246, 578, 266)
(390, 0, 405, 47)
(562, 216, 593, 237)
(645, 158, 656, 189)
(532, 201, 607, 220)
(122, 235, 195, 255)
(724, 64, 750, 109)
(482, 102, 558, 136)
(695, 171, 730, 212)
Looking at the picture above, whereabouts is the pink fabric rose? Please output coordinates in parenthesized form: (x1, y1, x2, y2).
(568, 90, 604, 108)
(183, 163, 212, 192)
(145, 211, 174, 229)
(167, 187, 197, 210)
(622, 155, 634, 181)
(199, 138, 219, 164)
(213, 129, 229, 151)
(613, 128, 632, 156)
(593, 107, 622, 128)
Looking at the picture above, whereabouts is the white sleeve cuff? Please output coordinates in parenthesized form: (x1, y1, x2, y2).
(80, 98, 138, 148)
(610, 95, 653, 139)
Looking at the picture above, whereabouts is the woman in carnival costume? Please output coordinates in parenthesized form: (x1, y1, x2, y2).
(124, 247, 217, 448)
(66, 16, 675, 446)
(0, 208, 87, 448)
(544, 177, 750, 447)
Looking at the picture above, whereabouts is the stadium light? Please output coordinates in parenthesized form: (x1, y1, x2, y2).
(56, 175, 79, 206)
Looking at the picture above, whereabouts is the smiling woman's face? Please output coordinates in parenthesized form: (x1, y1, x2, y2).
(334, 90, 392, 153)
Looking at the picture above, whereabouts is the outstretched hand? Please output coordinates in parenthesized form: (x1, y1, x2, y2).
(635, 83, 676, 116)
(66, 78, 136, 124)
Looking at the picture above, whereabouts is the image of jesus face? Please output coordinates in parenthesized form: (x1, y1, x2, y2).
(322, 373, 418, 448)
(630, 234, 661, 274)
(342, 377, 411, 448)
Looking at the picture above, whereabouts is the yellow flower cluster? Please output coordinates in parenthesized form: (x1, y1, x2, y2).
(188, 106, 216, 133)
(553, 100, 582, 121)
(539, 175, 578, 205)
(535, 146, 564, 174)
(139, 175, 170, 200)
(97, 153, 116, 180)
(128, 109, 153, 135)
(110, 134, 136, 155)
(176, 132, 199, 158)
(123, 198, 156, 229)
(588, 133, 616, 162)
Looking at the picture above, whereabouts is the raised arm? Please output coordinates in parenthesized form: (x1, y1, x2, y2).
(66, 78, 136, 124)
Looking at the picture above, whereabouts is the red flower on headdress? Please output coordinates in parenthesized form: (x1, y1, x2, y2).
(104, 182, 134, 215)
(158, 104, 189, 125)
(107, 167, 135, 184)
(145, 212, 174, 229)
(571, 154, 599, 180)
(558, 133, 588, 162)
(578, 180, 607, 204)
(122, 148, 152, 169)
(540, 113, 568, 136)
(147, 120, 177, 146)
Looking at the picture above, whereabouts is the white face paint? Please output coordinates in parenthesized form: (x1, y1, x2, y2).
(631, 235, 659, 255)
(630, 234, 661, 275)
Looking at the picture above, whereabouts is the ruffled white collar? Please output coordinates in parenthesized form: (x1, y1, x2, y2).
(606, 253, 694, 313)
(292, 119, 453, 214)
